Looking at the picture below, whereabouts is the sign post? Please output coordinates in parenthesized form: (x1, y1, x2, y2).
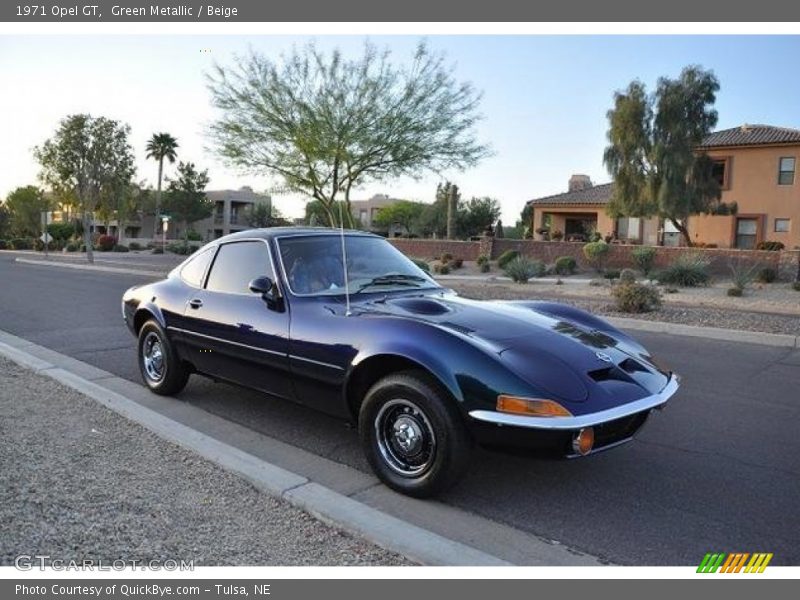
(161, 215, 171, 254)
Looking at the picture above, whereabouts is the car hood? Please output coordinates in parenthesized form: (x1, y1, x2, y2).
(357, 293, 667, 404)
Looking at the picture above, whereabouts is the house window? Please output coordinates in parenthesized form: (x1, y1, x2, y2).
(711, 158, 730, 189)
(616, 217, 641, 242)
(775, 218, 791, 233)
(778, 157, 795, 185)
(735, 218, 759, 249)
(359, 209, 368, 224)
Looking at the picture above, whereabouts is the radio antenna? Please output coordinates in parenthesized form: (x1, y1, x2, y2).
(338, 202, 352, 316)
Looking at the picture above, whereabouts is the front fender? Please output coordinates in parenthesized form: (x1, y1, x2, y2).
(348, 318, 544, 414)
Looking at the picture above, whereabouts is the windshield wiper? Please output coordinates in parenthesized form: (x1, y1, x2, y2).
(355, 274, 429, 293)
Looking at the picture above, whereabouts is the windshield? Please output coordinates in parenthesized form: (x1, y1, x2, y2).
(277, 234, 439, 297)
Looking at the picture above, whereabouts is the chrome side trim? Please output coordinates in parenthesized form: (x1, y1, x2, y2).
(288, 353, 346, 371)
(468, 375, 679, 431)
(167, 326, 285, 358)
(167, 326, 345, 371)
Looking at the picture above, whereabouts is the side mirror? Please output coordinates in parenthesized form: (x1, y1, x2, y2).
(248, 276, 281, 309)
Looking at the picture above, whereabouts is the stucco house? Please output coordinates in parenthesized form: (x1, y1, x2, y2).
(528, 124, 800, 249)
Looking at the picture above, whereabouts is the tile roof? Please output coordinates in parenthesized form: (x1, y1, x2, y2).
(700, 124, 800, 148)
(528, 182, 613, 206)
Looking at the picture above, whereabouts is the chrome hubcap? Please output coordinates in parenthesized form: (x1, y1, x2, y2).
(375, 399, 436, 478)
(142, 332, 165, 382)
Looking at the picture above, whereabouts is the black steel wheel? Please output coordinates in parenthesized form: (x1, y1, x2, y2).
(359, 370, 472, 498)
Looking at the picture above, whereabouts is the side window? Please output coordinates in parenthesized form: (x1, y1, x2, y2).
(179, 247, 215, 287)
(206, 241, 272, 294)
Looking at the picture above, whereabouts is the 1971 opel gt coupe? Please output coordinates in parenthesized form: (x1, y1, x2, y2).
(123, 228, 679, 497)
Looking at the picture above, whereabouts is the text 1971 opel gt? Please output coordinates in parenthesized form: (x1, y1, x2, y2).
(123, 228, 679, 497)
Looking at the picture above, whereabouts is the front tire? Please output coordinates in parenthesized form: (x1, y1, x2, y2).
(359, 371, 472, 498)
(137, 319, 190, 395)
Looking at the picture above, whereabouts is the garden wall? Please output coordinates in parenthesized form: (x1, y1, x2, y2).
(389, 237, 800, 281)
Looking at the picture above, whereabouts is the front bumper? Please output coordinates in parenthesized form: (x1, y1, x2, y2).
(467, 374, 679, 456)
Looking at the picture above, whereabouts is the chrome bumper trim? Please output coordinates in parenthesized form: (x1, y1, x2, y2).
(468, 375, 679, 431)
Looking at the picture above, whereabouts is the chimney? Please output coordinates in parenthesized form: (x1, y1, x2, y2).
(568, 174, 593, 192)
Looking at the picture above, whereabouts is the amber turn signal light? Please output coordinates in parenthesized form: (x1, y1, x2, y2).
(571, 427, 595, 456)
(496, 395, 573, 417)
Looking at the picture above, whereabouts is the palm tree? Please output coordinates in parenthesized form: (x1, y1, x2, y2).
(145, 133, 179, 236)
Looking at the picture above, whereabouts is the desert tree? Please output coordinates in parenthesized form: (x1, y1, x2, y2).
(603, 66, 721, 246)
(5, 185, 47, 238)
(35, 114, 135, 262)
(162, 162, 213, 245)
(207, 41, 490, 228)
(373, 200, 426, 236)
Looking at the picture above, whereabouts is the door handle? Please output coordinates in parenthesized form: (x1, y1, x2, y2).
(188, 298, 203, 309)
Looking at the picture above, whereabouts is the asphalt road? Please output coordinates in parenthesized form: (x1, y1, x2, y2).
(1, 252, 799, 566)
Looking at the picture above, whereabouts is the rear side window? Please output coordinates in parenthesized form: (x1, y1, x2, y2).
(206, 241, 272, 294)
(179, 247, 215, 287)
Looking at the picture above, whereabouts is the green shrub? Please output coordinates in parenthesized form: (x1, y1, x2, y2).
(756, 267, 777, 283)
(411, 258, 430, 273)
(479, 262, 490, 273)
(603, 269, 621, 280)
(497, 249, 520, 269)
(33, 239, 57, 251)
(631, 246, 657, 275)
(728, 259, 760, 291)
(756, 240, 785, 251)
(186, 230, 203, 242)
(167, 243, 192, 255)
(654, 253, 711, 287)
(97, 234, 116, 251)
(65, 241, 79, 252)
(152, 247, 164, 254)
(727, 287, 743, 297)
(433, 263, 451, 275)
(554, 256, 577, 275)
(10, 238, 32, 250)
(504, 256, 545, 283)
(476, 254, 490, 266)
(792, 282, 800, 291)
(582, 241, 610, 272)
(112, 244, 130, 253)
(0, 240, 7, 250)
(46, 222, 76, 241)
(611, 282, 662, 313)
(440, 252, 453, 263)
(128, 242, 142, 251)
(620, 268, 637, 284)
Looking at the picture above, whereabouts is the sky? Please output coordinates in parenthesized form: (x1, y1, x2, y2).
(1, 34, 799, 223)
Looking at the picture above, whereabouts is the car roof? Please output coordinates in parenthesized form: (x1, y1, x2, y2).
(217, 227, 381, 243)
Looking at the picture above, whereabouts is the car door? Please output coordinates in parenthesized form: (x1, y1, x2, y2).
(180, 239, 293, 400)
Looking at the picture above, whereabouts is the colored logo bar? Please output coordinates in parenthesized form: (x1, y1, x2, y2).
(697, 553, 773, 573)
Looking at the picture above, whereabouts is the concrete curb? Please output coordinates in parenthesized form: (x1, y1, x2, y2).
(0, 333, 510, 567)
(15, 257, 164, 278)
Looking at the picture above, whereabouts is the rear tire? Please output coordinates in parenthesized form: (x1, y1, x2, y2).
(137, 319, 190, 396)
(359, 370, 472, 498)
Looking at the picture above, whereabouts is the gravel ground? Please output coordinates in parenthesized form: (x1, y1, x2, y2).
(449, 281, 800, 335)
(0, 357, 411, 566)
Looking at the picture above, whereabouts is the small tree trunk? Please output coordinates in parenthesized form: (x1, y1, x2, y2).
(670, 218, 693, 247)
(83, 210, 94, 264)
